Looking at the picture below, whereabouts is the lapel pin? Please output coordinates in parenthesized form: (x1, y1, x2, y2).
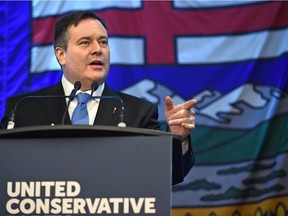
(113, 107, 117, 114)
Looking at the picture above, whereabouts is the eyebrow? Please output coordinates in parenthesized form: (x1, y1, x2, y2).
(77, 35, 108, 42)
(77, 36, 91, 42)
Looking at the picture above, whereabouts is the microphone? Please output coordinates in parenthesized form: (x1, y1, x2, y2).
(90, 82, 126, 128)
(7, 95, 70, 130)
(61, 81, 82, 125)
(116, 96, 126, 128)
(90, 81, 99, 98)
(7, 81, 82, 129)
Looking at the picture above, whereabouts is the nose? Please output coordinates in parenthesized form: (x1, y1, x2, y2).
(91, 41, 101, 56)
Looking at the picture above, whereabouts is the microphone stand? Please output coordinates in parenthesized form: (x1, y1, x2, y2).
(90, 81, 126, 127)
(91, 95, 126, 128)
(7, 95, 70, 130)
(61, 81, 82, 125)
(8, 81, 82, 129)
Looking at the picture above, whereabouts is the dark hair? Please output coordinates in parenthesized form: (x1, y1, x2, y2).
(53, 11, 107, 51)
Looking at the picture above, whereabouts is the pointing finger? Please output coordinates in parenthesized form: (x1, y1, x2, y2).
(182, 99, 197, 110)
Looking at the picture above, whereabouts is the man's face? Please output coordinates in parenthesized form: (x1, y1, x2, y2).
(56, 18, 110, 90)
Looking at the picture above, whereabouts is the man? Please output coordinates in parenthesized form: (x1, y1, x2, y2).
(1, 11, 197, 184)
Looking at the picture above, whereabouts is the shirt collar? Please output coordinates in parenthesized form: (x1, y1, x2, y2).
(61, 75, 105, 99)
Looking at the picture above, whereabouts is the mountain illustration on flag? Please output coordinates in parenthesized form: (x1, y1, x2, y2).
(123, 78, 288, 214)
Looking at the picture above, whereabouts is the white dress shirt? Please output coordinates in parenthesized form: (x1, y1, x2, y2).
(61, 76, 104, 125)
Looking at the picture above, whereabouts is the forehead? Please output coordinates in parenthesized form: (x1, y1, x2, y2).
(67, 18, 108, 39)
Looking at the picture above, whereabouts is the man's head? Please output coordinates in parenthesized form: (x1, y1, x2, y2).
(54, 11, 110, 90)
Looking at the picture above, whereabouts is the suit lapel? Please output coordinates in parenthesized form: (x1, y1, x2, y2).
(94, 85, 121, 126)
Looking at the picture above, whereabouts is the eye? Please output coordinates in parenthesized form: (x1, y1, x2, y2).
(99, 39, 108, 46)
(79, 40, 89, 45)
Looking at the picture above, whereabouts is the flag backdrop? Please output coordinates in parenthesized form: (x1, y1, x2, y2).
(1, 0, 288, 215)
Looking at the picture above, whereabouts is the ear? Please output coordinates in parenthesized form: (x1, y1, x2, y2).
(55, 47, 66, 66)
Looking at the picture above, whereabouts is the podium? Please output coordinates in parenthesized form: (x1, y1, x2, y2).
(0, 125, 184, 215)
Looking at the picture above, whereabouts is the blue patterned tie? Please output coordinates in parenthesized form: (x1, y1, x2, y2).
(71, 93, 90, 125)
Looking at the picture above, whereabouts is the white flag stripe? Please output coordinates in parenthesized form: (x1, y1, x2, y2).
(110, 37, 145, 64)
(177, 28, 288, 64)
(31, 38, 145, 73)
(31, 46, 60, 73)
(31, 28, 288, 73)
(32, 0, 142, 18)
(173, 0, 268, 8)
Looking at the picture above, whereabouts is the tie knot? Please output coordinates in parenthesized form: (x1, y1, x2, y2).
(77, 93, 90, 104)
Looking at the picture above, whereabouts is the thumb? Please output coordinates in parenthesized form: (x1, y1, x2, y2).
(164, 96, 174, 112)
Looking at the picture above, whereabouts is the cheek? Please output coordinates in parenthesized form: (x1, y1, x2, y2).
(66, 49, 85, 63)
(67, 55, 83, 68)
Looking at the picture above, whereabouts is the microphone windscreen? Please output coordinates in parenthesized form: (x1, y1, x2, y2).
(91, 81, 99, 92)
(74, 81, 82, 90)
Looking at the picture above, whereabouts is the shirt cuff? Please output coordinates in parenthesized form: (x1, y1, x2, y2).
(182, 138, 189, 155)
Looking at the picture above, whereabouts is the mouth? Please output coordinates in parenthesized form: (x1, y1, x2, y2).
(89, 60, 104, 70)
(90, 59, 103, 65)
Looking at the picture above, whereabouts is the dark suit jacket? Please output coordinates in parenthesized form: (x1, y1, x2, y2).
(1, 82, 194, 184)
(2, 82, 161, 128)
